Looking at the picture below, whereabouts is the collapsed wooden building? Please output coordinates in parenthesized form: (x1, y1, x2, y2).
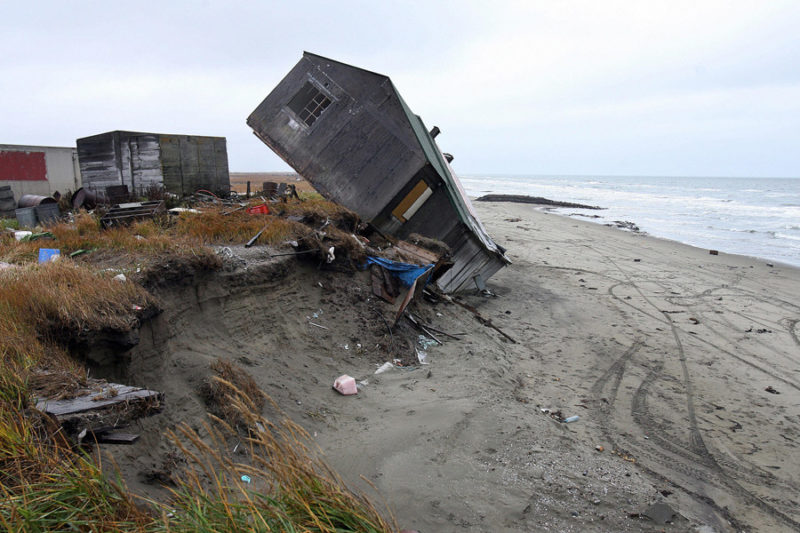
(76, 130, 230, 198)
(247, 52, 509, 293)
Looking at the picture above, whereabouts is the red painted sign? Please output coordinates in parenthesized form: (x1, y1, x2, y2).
(0, 151, 47, 181)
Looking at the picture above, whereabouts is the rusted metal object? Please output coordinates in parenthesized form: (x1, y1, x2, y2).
(72, 187, 108, 209)
(18, 194, 57, 208)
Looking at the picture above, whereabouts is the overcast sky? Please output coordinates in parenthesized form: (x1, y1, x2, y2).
(2, 1, 799, 177)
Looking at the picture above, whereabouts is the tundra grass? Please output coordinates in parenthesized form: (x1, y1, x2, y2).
(0, 207, 396, 532)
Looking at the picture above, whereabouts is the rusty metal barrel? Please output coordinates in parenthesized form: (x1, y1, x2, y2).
(17, 194, 57, 208)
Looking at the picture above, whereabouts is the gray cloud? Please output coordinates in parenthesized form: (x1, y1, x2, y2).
(1, 0, 798, 177)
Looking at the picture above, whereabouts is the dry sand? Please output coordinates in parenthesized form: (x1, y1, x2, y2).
(109, 201, 800, 532)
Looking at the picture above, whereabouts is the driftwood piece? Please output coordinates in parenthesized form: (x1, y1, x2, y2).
(36, 384, 162, 417)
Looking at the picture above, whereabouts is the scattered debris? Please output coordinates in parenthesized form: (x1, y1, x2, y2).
(20, 231, 55, 243)
(709, 249, 719, 255)
(246, 204, 270, 215)
(595, 445, 604, 452)
(562, 415, 580, 423)
(169, 207, 201, 215)
(333, 375, 358, 395)
(765, 386, 780, 394)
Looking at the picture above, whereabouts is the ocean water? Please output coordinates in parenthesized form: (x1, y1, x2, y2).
(459, 175, 800, 268)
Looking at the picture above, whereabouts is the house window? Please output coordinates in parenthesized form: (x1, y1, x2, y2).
(287, 82, 332, 127)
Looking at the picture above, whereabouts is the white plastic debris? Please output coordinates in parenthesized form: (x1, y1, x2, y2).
(14, 230, 32, 241)
(374, 362, 394, 374)
(113, 273, 126, 282)
(416, 348, 428, 365)
(326, 246, 335, 263)
(333, 374, 357, 395)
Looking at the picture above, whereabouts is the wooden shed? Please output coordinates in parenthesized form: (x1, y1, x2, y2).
(76, 131, 230, 197)
(247, 52, 509, 293)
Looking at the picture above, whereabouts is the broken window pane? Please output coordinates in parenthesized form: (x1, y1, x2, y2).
(287, 82, 332, 127)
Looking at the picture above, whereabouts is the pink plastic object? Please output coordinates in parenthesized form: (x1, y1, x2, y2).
(333, 375, 358, 395)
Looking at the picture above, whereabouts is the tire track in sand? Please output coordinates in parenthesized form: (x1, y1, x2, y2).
(595, 249, 800, 531)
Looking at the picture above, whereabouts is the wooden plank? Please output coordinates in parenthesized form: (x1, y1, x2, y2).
(37, 384, 162, 417)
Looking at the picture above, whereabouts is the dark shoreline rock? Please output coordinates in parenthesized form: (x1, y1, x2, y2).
(475, 194, 602, 210)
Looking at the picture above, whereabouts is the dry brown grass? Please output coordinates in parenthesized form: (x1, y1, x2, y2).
(200, 358, 266, 429)
(0, 260, 154, 334)
(164, 383, 397, 533)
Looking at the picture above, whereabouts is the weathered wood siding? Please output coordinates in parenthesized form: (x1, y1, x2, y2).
(248, 55, 425, 221)
(77, 132, 123, 193)
(78, 131, 230, 197)
(124, 134, 161, 193)
(435, 226, 506, 293)
(160, 135, 229, 195)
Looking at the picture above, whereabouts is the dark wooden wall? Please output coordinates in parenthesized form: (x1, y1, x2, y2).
(247, 55, 426, 221)
(78, 132, 230, 197)
(160, 135, 229, 195)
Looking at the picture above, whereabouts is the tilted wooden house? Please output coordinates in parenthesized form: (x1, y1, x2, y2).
(76, 131, 230, 197)
(247, 52, 509, 293)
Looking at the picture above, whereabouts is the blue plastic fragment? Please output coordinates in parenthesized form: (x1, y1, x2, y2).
(241, 475, 251, 483)
(363, 256, 434, 287)
(38, 249, 60, 263)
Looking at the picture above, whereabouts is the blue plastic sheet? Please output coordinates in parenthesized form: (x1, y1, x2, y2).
(364, 256, 434, 288)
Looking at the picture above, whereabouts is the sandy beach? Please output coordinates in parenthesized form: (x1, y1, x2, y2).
(112, 200, 800, 532)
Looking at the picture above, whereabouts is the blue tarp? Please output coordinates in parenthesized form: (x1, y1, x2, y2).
(364, 256, 434, 288)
